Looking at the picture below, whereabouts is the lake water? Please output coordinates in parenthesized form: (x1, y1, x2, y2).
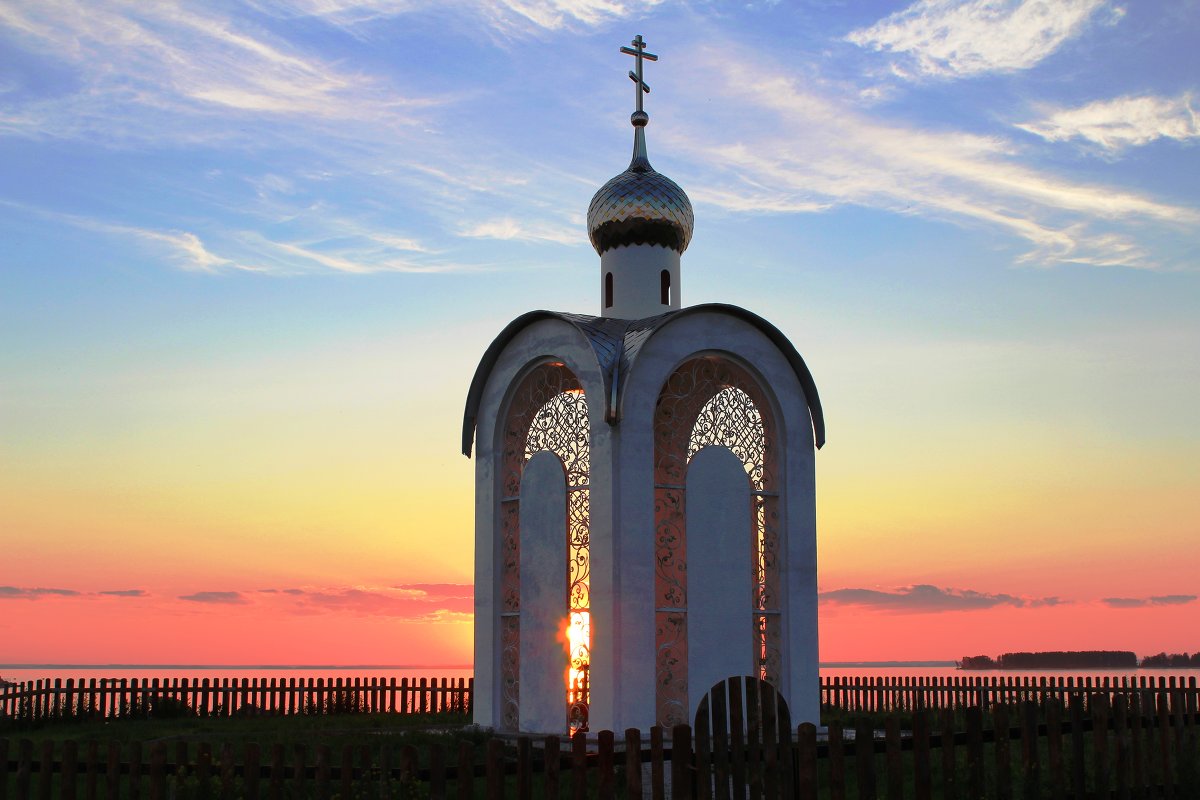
(2, 663, 1196, 687)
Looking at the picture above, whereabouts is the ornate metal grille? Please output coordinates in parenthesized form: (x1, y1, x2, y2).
(499, 362, 591, 732)
(652, 356, 780, 727)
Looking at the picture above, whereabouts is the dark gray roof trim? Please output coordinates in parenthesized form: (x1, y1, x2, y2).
(461, 304, 825, 457)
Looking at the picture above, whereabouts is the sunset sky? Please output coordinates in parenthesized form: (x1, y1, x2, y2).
(1, 0, 1197, 666)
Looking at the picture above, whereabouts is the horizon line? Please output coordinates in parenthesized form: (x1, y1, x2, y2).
(2, 661, 960, 670)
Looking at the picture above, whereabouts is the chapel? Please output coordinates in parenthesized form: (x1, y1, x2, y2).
(462, 36, 825, 736)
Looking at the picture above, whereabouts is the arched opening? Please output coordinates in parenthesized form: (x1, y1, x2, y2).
(604, 272, 614, 309)
(498, 362, 591, 732)
(652, 356, 781, 728)
(660, 269, 671, 305)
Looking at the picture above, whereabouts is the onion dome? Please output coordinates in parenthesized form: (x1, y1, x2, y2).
(587, 124, 694, 255)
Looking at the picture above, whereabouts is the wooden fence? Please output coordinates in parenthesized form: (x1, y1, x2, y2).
(819, 674, 1200, 715)
(5, 674, 1199, 725)
(0, 676, 472, 722)
(2, 695, 1198, 799)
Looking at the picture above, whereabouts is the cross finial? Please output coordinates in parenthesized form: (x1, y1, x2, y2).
(620, 34, 658, 126)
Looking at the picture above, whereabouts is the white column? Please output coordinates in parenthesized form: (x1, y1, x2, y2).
(686, 445, 755, 721)
(519, 450, 570, 734)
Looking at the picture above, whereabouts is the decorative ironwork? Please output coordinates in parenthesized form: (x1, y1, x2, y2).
(498, 362, 591, 732)
(652, 356, 782, 726)
(500, 616, 520, 730)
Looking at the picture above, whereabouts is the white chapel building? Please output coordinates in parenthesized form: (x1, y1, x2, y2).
(463, 36, 825, 736)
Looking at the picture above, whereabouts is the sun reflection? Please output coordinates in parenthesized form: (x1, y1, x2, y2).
(567, 609, 590, 732)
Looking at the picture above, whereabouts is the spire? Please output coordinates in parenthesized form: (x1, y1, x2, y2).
(622, 35, 656, 172)
(587, 34, 693, 259)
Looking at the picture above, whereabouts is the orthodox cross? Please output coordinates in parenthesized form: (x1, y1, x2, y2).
(620, 35, 658, 115)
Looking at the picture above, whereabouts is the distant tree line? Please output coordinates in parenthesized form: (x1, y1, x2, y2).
(958, 651, 1138, 669)
(1140, 652, 1200, 667)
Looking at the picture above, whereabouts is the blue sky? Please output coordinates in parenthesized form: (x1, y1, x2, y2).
(1, 0, 1198, 663)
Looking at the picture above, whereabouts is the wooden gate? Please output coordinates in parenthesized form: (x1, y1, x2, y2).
(694, 676, 793, 800)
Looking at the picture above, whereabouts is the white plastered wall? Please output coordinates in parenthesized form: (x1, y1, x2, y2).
(609, 310, 820, 730)
(471, 318, 610, 732)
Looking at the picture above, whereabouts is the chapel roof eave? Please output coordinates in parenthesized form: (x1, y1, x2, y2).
(461, 304, 826, 458)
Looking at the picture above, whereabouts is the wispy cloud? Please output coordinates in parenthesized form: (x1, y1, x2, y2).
(0, 200, 249, 273)
(1018, 93, 1200, 153)
(673, 51, 1198, 269)
(252, 584, 473, 621)
(98, 589, 148, 597)
(179, 591, 248, 604)
(0, 1, 438, 145)
(820, 584, 1062, 613)
(1102, 594, 1197, 608)
(252, 0, 666, 35)
(846, 0, 1122, 79)
(458, 217, 581, 246)
(0, 586, 81, 599)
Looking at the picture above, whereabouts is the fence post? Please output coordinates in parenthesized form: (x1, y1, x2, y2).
(884, 716, 902, 800)
(992, 703, 1010, 800)
(102, 742, 119, 800)
(940, 708, 957, 800)
(571, 731, 587, 800)
(485, 738, 505, 800)
(796, 724, 817, 800)
(1094, 694, 1110, 799)
(148, 742, 165, 800)
(401, 745, 419, 799)
(457, 741, 475, 800)
(856, 717, 877, 800)
(1020, 701, 1039, 800)
(539, 736, 559, 800)
(16, 740, 32, 800)
(516, 738, 532, 800)
(695, 706, 713, 800)
(1114, 694, 1131, 800)
(429, 743, 446, 800)
(1172, 688, 1186, 790)
(246, 743, 262, 800)
(316, 745, 334, 800)
(220, 742, 235, 800)
(828, 724, 846, 800)
(267, 745, 284, 800)
(672, 725, 693, 800)
(651, 726, 665, 800)
(127, 741, 141, 800)
(598, 730, 615, 800)
(1045, 694, 1064, 800)
(36, 741, 51, 800)
(913, 710, 931, 800)
(965, 706, 983, 800)
(625, 729, 643, 800)
(84, 740, 99, 800)
(760, 682, 779, 800)
(745, 681, 761, 800)
(59, 740, 78, 800)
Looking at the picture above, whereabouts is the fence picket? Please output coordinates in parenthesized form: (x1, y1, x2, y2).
(625, 729, 642, 800)
(429, 743, 446, 800)
(571, 732, 586, 800)
(939, 708, 957, 800)
(855, 717, 876, 800)
(457, 741, 475, 800)
(992, 703, 1010, 800)
(828, 724, 846, 800)
(885, 716, 902, 800)
(517, 738, 532, 800)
